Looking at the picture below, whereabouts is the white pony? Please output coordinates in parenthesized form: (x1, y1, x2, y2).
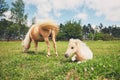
(65, 39, 93, 63)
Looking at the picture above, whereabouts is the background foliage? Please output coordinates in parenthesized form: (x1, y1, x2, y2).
(0, 0, 120, 41)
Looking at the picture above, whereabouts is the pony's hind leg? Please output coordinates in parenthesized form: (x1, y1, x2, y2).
(52, 38, 58, 56)
(44, 37, 51, 57)
(52, 31, 58, 56)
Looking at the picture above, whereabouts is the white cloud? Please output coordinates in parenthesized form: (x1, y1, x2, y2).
(74, 13, 88, 20)
(24, 0, 84, 20)
(52, 0, 84, 10)
(85, 0, 120, 22)
(3, 11, 11, 21)
(23, 0, 120, 25)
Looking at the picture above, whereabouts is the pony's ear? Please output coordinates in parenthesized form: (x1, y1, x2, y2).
(69, 38, 74, 42)
(75, 39, 81, 47)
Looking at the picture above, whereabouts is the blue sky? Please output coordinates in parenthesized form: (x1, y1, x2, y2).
(4, 0, 120, 27)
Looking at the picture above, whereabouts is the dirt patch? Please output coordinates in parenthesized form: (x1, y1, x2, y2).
(66, 69, 79, 80)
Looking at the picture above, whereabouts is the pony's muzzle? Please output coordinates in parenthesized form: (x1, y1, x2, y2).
(65, 54, 69, 58)
(23, 49, 28, 53)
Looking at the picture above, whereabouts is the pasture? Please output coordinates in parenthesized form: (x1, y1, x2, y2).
(0, 40, 120, 80)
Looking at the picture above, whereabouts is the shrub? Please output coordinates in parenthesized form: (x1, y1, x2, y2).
(102, 34, 113, 41)
(94, 33, 113, 41)
(94, 33, 104, 40)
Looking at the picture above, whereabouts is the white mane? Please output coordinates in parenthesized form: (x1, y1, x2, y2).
(79, 40, 93, 59)
(22, 26, 33, 47)
(65, 39, 93, 63)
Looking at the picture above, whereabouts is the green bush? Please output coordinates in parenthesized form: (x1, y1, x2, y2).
(94, 33, 113, 41)
(102, 34, 113, 41)
(94, 33, 104, 40)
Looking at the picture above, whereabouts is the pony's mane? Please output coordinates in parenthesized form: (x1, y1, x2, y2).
(79, 40, 86, 46)
(22, 26, 33, 46)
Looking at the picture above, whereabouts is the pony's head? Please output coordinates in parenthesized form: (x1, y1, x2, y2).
(22, 32, 31, 52)
(65, 39, 80, 58)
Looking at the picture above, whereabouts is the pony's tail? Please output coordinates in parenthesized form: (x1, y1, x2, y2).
(51, 25, 59, 36)
(40, 22, 59, 36)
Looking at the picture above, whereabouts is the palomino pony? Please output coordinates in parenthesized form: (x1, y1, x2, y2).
(22, 21, 59, 56)
(65, 39, 93, 63)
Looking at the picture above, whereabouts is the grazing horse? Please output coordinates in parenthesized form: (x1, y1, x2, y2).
(22, 21, 59, 56)
(65, 39, 93, 63)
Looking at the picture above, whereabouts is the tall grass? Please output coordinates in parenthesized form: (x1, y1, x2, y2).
(0, 40, 120, 80)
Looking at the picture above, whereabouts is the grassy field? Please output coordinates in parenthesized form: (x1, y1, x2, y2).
(0, 40, 120, 80)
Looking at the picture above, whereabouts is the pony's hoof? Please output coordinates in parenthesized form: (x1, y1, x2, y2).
(23, 49, 28, 53)
(23, 51, 27, 53)
(56, 54, 58, 57)
(35, 52, 38, 54)
(46, 54, 51, 57)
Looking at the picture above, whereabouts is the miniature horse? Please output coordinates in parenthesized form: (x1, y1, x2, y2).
(22, 21, 59, 56)
(65, 39, 93, 63)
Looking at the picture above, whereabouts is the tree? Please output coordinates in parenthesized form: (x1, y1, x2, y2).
(111, 26, 120, 38)
(63, 20, 82, 40)
(57, 23, 66, 40)
(102, 27, 109, 34)
(99, 23, 103, 30)
(0, 0, 8, 17)
(57, 20, 83, 40)
(6, 23, 19, 41)
(11, 0, 27, 38)
(82, 25, 89, 39)
(0, 19, 13, 39)
(87, 23, 94, 40)
(0, 19, 28, 40)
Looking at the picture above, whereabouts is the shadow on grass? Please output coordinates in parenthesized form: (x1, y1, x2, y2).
(22, 50, 47, 56)
(60, 57, 74, 64)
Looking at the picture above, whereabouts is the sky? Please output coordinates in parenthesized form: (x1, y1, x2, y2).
(4, 0, 120, 27)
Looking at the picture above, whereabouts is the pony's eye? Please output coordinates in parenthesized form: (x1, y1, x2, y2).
(71, 47, 74, 49)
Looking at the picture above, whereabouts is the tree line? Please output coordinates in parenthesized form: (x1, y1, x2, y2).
(57, 21, 120, 41)
(0, 0, 120, 41)
(0, 0, 28, 41)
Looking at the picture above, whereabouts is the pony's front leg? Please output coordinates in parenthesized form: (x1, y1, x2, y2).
(71, 55, 77, 62)
(34, 41, 38, 53)
(44, 38, 51, 57)
(72, 55, 86, 64)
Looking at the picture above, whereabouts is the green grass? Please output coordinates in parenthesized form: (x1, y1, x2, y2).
(0, 40, 120, 80)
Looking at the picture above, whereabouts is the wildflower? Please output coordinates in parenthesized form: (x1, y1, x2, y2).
(91, 67, 94, 71)
(84, 68, 87, 72)
(103, 65, 106, 68)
